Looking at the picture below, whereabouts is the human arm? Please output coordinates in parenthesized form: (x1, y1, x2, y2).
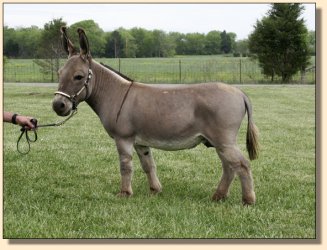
(3, 112, 36, 130)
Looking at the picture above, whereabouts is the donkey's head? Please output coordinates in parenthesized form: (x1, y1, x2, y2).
(52, 27, 93, 116)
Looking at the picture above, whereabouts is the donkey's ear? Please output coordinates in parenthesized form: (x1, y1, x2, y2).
(60, 26, 76, 57)
(77, 28, 91, 59)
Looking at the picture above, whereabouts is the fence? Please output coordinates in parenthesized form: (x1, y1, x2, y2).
(3, 57, 316, 84)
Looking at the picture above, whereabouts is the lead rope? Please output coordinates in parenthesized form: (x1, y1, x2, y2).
(16, 109, 78, 155)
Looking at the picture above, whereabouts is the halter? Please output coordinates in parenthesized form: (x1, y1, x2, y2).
(54, 68, 93, 110)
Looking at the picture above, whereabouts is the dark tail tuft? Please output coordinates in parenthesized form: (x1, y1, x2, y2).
(243, 94, 260, 160)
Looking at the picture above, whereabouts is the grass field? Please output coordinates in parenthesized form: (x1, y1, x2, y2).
(4, 56, 316, 84)
(3, 83, 316, 239)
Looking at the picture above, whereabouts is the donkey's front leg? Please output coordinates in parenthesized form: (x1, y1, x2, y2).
(134, 145, 162, 194)
(115, 138, 134, 197)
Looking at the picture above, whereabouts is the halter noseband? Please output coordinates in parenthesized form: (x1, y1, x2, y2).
(55, 68, 93, 110)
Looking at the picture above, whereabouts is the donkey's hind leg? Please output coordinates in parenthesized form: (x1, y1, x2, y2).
(214, 146, 255, 205)
(134, 145, 162, 194)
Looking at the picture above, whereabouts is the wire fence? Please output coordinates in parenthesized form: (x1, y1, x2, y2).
(4, 57, 316, 84)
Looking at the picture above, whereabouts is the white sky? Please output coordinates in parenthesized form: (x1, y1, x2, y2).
(3, 3, 315, 40)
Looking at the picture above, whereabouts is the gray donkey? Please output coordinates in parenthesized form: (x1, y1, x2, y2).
(53, 27, 259, 205)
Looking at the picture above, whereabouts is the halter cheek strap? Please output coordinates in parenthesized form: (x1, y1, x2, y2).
(55, 69, 93, 110)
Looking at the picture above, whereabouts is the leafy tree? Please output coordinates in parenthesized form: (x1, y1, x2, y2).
(106, 30, 123, 58)
(105, 28, 137, 58)
(118, 28, 137, 58)
(170, 32, 186, 55)
(235, 39, 249, 57)
(4, 38, 20, 58)
(4, 18, 241, 59)
(204, 30, 221, 55)
(4, 26, 20, 57)
(152, 30, 176, 57)
(152, 29, 165, 57)
(16, 26, 42, 58)
(183, 33, 206, 55)
(249, 3, 310, 82)
(35, 18, 66, 82)
(227, 32, 237, 52)
(161, 34, 176, 57)
(37, 18, 66, 58)
(130, 28, 155, 57)
(4, 26, 42, 58)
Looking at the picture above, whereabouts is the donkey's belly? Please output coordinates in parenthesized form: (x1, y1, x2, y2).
(135, 134, 204, 151)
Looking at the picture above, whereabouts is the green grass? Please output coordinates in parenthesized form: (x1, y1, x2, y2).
(4, 56, 316, 84)
(3, 83, 316, 239)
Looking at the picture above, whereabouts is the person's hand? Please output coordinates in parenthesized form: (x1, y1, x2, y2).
(16, 115, 36, 130)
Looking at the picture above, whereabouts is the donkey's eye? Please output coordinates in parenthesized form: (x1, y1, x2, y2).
(74, 75, 84, 81)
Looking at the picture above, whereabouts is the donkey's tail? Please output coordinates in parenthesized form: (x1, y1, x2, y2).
(243, 94, 260, 160)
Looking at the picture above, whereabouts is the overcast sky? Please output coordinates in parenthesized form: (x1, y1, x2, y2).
(4, 3, 315, 40)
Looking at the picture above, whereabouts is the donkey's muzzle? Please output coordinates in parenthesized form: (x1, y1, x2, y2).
(52, 95, 72, 117)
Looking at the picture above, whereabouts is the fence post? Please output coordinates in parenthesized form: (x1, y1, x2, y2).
(179, 59, 182, 83)
(239, 59, 242, 84)
(118, 58, 121, 73)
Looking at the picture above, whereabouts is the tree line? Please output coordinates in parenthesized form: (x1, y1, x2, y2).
(4, 18, 241, 59)
(4, 4, 315, 83)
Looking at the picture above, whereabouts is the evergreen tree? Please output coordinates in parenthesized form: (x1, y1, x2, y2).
(249, 3, 310, 82)
(220, 30, 232, 54)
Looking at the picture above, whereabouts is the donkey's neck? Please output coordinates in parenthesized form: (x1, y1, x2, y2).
(86, 60, 132, 120)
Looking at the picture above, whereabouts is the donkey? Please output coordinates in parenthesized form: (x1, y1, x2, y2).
(53, 27, 259, 205)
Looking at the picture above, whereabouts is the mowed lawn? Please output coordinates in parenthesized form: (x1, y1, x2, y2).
(3, 83, 316, 239)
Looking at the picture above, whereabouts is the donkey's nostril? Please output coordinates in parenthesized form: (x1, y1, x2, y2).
(60, 102, 66, 109)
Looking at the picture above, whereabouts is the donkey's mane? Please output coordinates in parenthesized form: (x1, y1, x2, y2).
(100, 62, 133, 82)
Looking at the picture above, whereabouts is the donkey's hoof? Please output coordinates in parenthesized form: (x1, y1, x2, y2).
(242, 198, 255, 205)
(117, 191, 133, 198)
(150, 186, 162, 195)
(212, 192, 228, 202)
(242, 193, 256, 205)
